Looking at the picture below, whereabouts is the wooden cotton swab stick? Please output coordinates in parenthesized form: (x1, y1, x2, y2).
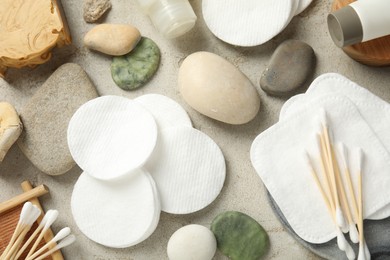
(304, 151, 355, 259)
(27, 227, 71, 260)
(304, 152, 333, 216)
(337, 143, 359, 243)
(15, 209, 59, 259)
(32, 235, 76, 260)
(319, 111, 347, 230)
(26, 210, 59, 259)
(316, 134, 335, 213)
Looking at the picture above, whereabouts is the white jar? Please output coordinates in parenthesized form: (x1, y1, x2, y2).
(327, 0, 390, 47)
(136, 0, 197, 39)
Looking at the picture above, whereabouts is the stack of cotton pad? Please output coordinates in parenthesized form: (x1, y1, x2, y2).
(68, 94, 226, 248)
(202, 0, 313, 47)
(250, 73, 390, 244)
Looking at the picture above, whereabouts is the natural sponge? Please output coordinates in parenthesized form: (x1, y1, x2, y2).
(0, 102, 23, 162)
(0, 0, 71, 77)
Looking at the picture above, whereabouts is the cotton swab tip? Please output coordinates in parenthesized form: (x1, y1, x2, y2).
(43, 210, 59, 230)
(20, 202, 33, 223)
(57, 234, 76, 249)
(364, 241, 371, 260)
(26, 206, 41, 226)
(53, 227, 71, 242)
(319, 108, 328, 126)
(345, 242, 356, 260)
(336, 229, 347, 251)
(349, 224, 359, 243)
(337, 143, 348, 169)
(358, 243, 367, 260)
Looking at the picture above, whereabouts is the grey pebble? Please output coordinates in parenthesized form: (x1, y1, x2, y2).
(17, 63, 98, 175)
(83, 0, 112, 23)
(260, 40, 316, 96)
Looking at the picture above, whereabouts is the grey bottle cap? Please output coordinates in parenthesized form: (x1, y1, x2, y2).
(327, 6, 363, 47)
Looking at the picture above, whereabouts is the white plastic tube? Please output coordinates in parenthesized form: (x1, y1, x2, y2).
(136, 0, 197, 38)
(327, 0, 390, 47)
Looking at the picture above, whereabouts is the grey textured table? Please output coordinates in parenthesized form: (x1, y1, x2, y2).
(1, 0, 390, 259)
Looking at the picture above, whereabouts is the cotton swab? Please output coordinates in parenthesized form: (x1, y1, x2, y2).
(304, 151, 355, 259)
(337, 143, 359, 243)
(27, 227, 71, 260)
(3, 205, 41, 260)
(26, 209, 59, 259)
(32, 235, 76, 260)
(15, 209, 58, 259)
(0, 202, 33, 260)
(319, 110, 347, 229)
(331, 143, 353, 233)
(356, 149, 370, 260)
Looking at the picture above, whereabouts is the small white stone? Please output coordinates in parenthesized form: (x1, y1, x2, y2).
(167, 224, 217, 260)
(178, 51, 260, 125)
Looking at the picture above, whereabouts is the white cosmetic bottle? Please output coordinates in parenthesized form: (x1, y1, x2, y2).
(136, 0, 197, 39)
(327, 0, 390, 47)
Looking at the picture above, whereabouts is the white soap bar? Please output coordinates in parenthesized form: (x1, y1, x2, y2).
(71, 169, 160, 248)
(134, 94, 192, 130)
(202, 0, 295, 46)
(146, 126, 226, 214)
(250, 95, 390, 243)
(67, 95, 157, 180)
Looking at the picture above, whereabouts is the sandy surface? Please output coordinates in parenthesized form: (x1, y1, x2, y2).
(1, 0, 390, 259)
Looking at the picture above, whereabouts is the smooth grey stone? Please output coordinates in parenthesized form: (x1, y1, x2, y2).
(260, 40, 316, 96)
(17, 63, 98, 175)
(267, 191, 390, 260)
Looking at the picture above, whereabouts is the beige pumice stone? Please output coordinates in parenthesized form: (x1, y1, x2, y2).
(84, 24, 141, 56)
(178, 51, 260, 125)
(0, 102, 23, 162)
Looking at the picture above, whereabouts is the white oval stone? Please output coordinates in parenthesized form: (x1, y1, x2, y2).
(167, 224, 217, 260)
(84, 24, 141, 56)
(178, 51, 260, 125)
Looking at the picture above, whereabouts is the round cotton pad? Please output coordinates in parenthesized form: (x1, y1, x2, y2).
(202, 0, 294, 46)
(71, 169, 160, 248)
(146, 126, 226, 214)
(67, 95, 157, 180)
(134, 94, 192, 130)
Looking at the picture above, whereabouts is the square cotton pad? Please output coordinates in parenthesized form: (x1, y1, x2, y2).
(281, 74, 390, 155)
(71, 169, 160, 248)
(67, 95, 157, 180)
(202, 0, 295, 46)
(279, 73, 390, 220)
(250, 95, 390, 244)
(146, 126, 226, 214)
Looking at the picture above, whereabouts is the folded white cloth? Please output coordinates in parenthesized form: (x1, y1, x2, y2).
(251, 94, 390, 243)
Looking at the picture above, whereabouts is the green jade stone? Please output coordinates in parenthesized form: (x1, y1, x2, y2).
(111, 37, 160, 90)
(211, 211, 269, 260)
